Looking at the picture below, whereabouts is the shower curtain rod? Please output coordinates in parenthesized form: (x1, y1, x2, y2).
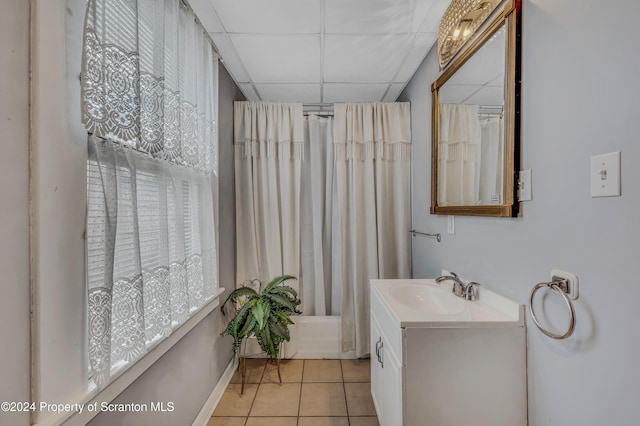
(303, 111, 334, 117)
(303, 103, 334, 107)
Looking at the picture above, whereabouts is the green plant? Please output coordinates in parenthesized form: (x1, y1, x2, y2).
(221, 275, 302, 360)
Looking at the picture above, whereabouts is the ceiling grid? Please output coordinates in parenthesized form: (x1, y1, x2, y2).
(188, 0, 450, 103)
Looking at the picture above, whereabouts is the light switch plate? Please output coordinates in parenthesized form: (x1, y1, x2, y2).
(518, 169, 532, 201)
(591, 151, 621, 197)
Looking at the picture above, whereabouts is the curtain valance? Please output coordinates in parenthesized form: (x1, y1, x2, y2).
(81, 0, 218, 173)
(333, 102, 411, 160)
(234, 101, 305, 159)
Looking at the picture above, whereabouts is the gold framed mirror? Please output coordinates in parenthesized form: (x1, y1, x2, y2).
(431, 0, 521, 217)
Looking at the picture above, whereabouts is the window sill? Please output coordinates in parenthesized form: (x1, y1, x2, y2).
(33, 287, 226, 426)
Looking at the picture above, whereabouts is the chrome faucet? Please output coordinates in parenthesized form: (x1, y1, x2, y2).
(435, 272, 466, 298)
(435, 272, 481, 301)
(464, 282, 481, 301)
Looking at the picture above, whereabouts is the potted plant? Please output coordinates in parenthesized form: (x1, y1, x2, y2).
(221, 274, 301, 390)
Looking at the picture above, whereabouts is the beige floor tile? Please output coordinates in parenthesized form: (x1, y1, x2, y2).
(299, 382, 347, 417)
(249, 383, 301, 417)
(298, 417, 350, 426)
(302, 359, 343, 382)
(345, 383, 377, 416)
(207, 417, 246, 426)
(245, 417, 298, 426)
(262, 359, 304, 383)
(349, 416, 380, 426)
(341, 359, 371, 382)
(230, 358, 267, 384)
(213, 384, 258, 417)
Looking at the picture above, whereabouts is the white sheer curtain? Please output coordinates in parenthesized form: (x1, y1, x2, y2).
(333, 102, 412, 357)
(82, 0, 219, 385)
(234, 102, 304, 287)
(438, 104, 482, 205)
(301, 115, 338, 316)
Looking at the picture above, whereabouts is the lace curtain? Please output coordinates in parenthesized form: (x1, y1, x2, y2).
(82, 0, 219, 385)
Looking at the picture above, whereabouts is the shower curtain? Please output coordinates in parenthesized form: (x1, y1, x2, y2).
(479, 117, 504, 204)
(234, 101, 304, 287)
(438, 104, 482, 205)
(333, 102, 412, 357)
(235, 101, 411, 357)
(301, 115, 339, 316)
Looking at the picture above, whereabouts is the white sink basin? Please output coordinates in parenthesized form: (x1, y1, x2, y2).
(371, 279, 523, 327)
(388, 283, 466, 315)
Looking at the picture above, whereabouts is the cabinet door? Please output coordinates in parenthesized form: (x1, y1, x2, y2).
(370, 315, 384, 421)
(382, 346, 403, 426)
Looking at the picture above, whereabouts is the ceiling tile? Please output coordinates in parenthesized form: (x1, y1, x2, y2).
(465, 86, 504, 105)
(324, 35, 413, 83)
(438, 84, 480, 104)
(210, 0, 321, 34)
(419, 0, 449, 33)
(394, 33, 437, 82)
(238, 84, 261, 101)
(323, 84, 388, 103)
(383, 83, 406, 102)
(187, 0, 225, 33)
(445, 30, 505, 87)
(412, 0, 436, 32)
(209, 34, 251, 82)
(255, 85, 321, 103)
(231, 35, 321, 83)
(325, 0, 413, 34)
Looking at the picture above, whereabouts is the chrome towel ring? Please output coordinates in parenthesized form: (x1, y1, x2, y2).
(529, 281, 576, 339)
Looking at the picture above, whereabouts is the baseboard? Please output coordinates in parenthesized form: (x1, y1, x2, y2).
(191, 358, 237, 426)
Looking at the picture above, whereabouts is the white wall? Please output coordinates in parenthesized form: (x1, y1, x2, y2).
(401, 1, 640, 424)
(0, 0, 31, 425)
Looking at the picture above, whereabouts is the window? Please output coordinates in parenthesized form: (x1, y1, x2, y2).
(82, 0, 219, 385)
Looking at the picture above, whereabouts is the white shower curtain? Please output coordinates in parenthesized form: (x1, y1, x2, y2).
(301, 115, 339, 315)
(333, 103, 412, 357)
(235, 102, 411, 357)
(234, 102, 304, 287)
(479, 117, 504, 204)
(438, 104, 482, 205)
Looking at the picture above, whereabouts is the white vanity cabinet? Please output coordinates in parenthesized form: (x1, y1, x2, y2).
(370, 311, 403, 426)
(370, 279, 527, 426)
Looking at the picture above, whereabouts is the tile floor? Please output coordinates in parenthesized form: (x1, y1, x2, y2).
(209, 359, 379, 426)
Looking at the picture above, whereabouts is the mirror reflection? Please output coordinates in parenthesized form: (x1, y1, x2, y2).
(437, 26, 506, 206)
(431, 0, 521, 218)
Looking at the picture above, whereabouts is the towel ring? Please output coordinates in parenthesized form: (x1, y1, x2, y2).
(529, 281, 576, 339)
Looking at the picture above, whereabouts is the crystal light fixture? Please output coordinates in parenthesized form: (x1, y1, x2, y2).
(438, 0, 502, 68)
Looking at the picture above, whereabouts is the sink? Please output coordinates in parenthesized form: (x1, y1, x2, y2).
(388, 283, 466, 315)
(370, 279, 524, 327)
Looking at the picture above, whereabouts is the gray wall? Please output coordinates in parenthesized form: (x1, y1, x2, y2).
(0, 0, 31, 425)
(89, 65, 244, 426)
(400, 0, 640, 424)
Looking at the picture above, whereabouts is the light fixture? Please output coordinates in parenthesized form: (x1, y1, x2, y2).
(438, 0, 502, 68)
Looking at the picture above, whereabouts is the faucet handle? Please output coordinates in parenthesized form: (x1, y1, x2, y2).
(465, 282, 481, 301)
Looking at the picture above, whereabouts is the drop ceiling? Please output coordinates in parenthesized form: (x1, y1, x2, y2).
(188, 0, 450, 104)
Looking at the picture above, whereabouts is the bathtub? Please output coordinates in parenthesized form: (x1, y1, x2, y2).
(242, 316, 358, 359)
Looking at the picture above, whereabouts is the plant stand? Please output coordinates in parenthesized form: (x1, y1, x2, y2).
(239, 340, 284, 395)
